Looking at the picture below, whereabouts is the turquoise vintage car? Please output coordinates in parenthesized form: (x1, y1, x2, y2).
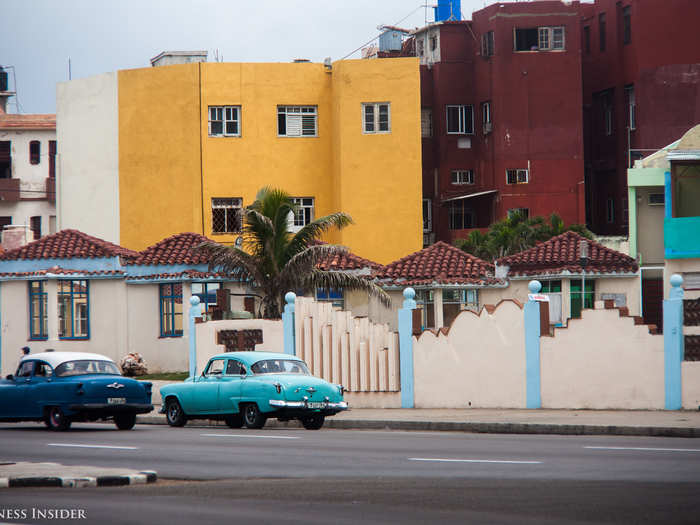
(160, 352, 348, 430)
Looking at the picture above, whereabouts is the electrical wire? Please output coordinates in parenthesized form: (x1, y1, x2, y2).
(339, 4, 428, 60)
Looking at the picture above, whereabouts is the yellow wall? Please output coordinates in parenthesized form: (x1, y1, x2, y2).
(118, 59, 422, 263)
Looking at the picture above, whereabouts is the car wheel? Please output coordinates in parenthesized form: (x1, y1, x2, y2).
(114, 413, 137, 430)
(45, 406, 71, 431)
(165, 398, 187, 427)
(243, 403, 266, 429)
(300, 414, 325, 430)
(224, 413, 244, 428)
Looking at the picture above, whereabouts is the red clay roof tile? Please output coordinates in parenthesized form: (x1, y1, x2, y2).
(316, 251, 383, 272)
(376, 241, 496, 285)
(130, 233, 216, 265)
(0, 229, 139, 261)
(496, 231, 639, 276)
(0, 114, 56, 129)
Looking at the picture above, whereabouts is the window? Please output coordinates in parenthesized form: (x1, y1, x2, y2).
(159, 283, 183, 337)
(481, 31, 494, 57)
(278, 106, 317, 137)
(208, 106, 241, 137)
(211, 198, 242, 234)
(648, 193, 664, 206)
(417, 39, 424, 57)
(603, 93, 613, 135)
(48, 140, 56, 178)
(0, 141, 10, 179)
(506, 169, 529, 184)
(30, 216, 41, 240)
(289, 197, 314, 232)
(416, 290, 434, 329)
(29, 141, 40, 165)
(599, 13, 606, 51)
(204, 358, 225, 376)
(423, 198, 432, 233)
(29, 281, 48, 340)
(362, 103, 390, 133)
(58, 280, 89, 339)
(606, 198, 615, 223)
(623, 6, 631, 45)
(583, 26, 590, 53)
(625, 85, 636, 130)
(421, 108, 433, 138)
(430, 35, 438, 51)
(537, 26, 565, 50)
(570, 279, 595, 319)
(482, 101, 492, 133)
(508, 208, 530, 219)
(316, 288, 344, 309)
(226, 359, 245, 375)
(192, 282, 221, 314)
(443, 289, 480, 327)
(451, 169, 474, 185)
(448, 201, 474, 230)
(0, 217, 11, 230)
(446, 105, 473, 134)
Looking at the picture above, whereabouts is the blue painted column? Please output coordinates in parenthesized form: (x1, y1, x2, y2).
(398, 287, 416, 408)
(664, 274, 684, 410)
(188, 295, 203, 380)
(282, 292, 296, 355)
(524, 280, 542, 409)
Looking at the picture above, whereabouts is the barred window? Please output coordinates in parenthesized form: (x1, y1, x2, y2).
(451, 170, 474, 185)
(212, 198, 242, 234)
(278, 106, 317, 137)
(506, 169, 529, 184)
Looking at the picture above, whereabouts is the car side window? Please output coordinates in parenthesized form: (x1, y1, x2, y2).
(205, 359, 225, 376)
(225, 360, 245, 375)
(34, 361, 53, 378)
(16, 361, 34, 377)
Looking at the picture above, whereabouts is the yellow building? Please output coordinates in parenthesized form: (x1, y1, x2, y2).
(57, 56, 422, 264)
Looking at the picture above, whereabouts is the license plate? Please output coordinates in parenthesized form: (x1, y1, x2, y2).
(108, 397, 126, 405)
(307, 402, 324, 409)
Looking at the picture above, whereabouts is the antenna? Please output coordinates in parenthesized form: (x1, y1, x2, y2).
(68, 57, 72, 80)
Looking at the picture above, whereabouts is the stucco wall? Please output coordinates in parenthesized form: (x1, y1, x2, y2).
(56, 72, 119, 243)
(682, 362, 700, 410)
(541, 309, 664, 409)
(635, 187, 665, 265)
(413, 300, 526, 408)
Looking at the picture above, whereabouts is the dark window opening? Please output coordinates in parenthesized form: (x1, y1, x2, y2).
(623, 6, 631, 44)
(583, 26, 590, 53)
(0, 141, 11, 179)
(29, 141, 40, 165)
(48, 140, 56, 178)
(514, 28, 539, 51)
(448, 201, 474, 230)
(0, 216, 12, 231)
(30, 216, 41, 240)
(599, 13, 606, 51)
(481, 31, 494, 57)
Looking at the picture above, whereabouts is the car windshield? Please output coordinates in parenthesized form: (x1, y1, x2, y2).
(54, 360, 121, 377)
(250, 359, 310, 375)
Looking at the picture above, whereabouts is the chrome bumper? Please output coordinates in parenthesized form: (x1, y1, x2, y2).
(268, 399, 348, 410)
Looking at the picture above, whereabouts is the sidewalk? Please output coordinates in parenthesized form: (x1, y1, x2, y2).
(139, 407, 700, 438)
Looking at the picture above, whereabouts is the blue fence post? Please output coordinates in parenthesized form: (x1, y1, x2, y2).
(664, 274, 684, 410)
(398, 287, 416, 408)
(282, 292, 296, 355)
(524, 280, 542, 409)
(188, 295, 203, 380)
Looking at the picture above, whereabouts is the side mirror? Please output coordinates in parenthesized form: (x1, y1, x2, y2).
(5, 374, 14, 381)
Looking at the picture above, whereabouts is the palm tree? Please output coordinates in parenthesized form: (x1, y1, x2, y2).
(195, 187, 390, 318)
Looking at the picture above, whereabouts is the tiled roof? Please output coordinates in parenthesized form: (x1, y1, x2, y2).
(127, 270, 234, 281)
(496, 231, 639, 277)
(130, 233, 216, 265)
(375, 241, 496, 286)
(0, 266, 126, 278)
(0, 114, 56, 129)
(0, 229, 139, 261)
(316, 251, 383, 272)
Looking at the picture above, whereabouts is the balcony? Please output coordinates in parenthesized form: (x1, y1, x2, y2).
(664, 216, 700, 259)
(45, 177, 55, 203)
(0, 178, 20, 202)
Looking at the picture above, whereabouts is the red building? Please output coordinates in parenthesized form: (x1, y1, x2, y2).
(381, 0, 700, 245)
(581, 0, 700, 235)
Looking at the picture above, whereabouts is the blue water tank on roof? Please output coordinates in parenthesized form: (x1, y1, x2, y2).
(434, 0, 461, 22)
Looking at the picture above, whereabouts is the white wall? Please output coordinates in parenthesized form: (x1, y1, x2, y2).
(56, 73, 119, 243)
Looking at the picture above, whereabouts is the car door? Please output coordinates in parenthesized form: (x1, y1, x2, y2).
(189, 358, 225, 414)
(5, 361, 35, 418)
(26, 361, 55, 418)
(217, 359, 246, 413)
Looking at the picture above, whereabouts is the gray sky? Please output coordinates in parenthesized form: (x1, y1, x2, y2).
(1, 0, 492, 114)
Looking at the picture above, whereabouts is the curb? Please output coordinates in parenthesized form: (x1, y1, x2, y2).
(136, 414, 700, 438)
(0, 471, 157, 489)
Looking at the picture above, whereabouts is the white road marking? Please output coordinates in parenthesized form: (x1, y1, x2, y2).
(409, 457, 542, 464)
(585, 446, 700, 453)
(201, 433, 300, 440)
(48, 443, 139, 450)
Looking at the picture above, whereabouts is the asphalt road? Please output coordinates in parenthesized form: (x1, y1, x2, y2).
(2, 423, 700, 524)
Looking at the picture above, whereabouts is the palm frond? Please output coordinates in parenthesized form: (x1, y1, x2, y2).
(286, 212, 354, 258)
(300, 269, 392, 308)
(193, 241, 263, 284)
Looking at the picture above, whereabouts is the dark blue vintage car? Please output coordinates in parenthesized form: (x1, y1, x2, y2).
(0, 352, 153, 431)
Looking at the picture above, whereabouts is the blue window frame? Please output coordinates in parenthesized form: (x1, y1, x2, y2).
(316, 287, 344, 309)
(29, 280, 48, 340)
(191, 282, 221, 314)
(58, 280, 89, 340)
(160, 283, 183, 337)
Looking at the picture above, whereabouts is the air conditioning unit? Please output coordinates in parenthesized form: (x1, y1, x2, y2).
(483, 122, 493, 134)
